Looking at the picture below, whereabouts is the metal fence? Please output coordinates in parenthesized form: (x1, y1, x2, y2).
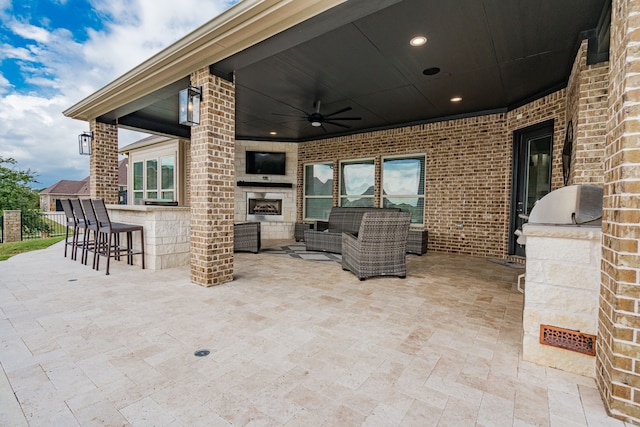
(21, 211, 67, 241)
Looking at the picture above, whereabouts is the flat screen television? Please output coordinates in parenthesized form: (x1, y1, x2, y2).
(246, 151, 286, 175)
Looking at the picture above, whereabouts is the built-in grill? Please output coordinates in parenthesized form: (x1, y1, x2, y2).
(516, 184, 603, 245)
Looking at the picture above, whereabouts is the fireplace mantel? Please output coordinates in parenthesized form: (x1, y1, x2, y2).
(237, 181, 293, 188)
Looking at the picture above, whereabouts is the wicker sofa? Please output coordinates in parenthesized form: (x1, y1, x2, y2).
(304, 207, 401, 254)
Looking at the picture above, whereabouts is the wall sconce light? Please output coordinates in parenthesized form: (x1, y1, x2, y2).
(78, 131, 93, 155)
(179, 85, 202, 126)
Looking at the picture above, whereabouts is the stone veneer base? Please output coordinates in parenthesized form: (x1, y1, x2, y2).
(521, 223, 602, 377)
(107, 205, 191, 271)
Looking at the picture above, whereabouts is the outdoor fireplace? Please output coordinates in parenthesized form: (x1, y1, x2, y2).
(246, 192, 284, 221)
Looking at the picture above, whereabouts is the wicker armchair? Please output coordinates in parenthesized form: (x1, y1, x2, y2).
(234, 222, 261, 253)
(342, 211, 411, 280)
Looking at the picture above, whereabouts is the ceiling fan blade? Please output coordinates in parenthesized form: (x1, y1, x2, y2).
(324, 106, 352, 117)
(323, 120, 351, 129)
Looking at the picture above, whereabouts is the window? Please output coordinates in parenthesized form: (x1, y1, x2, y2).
(382, 155, 425, 224)
(133, 161, 144, 204)
(161, 156, 175, 200)
(131, 154, 176, 205)
(304, 163, 333, 220)
(340, 159, 375, 207)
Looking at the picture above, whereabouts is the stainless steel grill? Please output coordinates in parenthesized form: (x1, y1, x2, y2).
(527, 184, 603, 225)
(516, 185, 603, 246)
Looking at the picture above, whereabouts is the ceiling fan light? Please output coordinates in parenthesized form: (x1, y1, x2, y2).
(311, 121, 322, 127)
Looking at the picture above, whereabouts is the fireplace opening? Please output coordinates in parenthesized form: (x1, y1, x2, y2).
(249, 198, 282, 216)
(246, 192, 284, 221)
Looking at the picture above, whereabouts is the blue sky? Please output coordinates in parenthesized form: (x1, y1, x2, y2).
(0, 0, 238, 188)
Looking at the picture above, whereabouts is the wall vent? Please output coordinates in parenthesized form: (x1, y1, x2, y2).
(540, 325, 596, 356)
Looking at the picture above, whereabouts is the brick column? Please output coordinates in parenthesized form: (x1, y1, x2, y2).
(189, 68, 235, 287)
(2, 210, 21, 242)
(89, 120, 119, 203)
(565, 41, 608, 186)
(597, 0, 640, 424)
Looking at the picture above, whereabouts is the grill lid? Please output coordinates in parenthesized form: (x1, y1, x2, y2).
(528, 184, 603, 225)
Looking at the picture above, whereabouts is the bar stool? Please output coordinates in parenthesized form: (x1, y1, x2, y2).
(60, 199, 80, 258)
(91, 198, 145, 275)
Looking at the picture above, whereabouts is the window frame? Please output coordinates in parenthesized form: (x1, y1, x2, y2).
(381, 153, 426, 225)
(339, 158, 376, 207)
(128, 144, 179, 205)
(303, 162, 334, 221)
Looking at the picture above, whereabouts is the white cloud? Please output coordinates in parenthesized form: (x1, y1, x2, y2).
(0, 44, 37, 61)
(10, 21, 51, 43)
(0, 0, 238, 187)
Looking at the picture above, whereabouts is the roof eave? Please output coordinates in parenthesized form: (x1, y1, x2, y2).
(63, 0, 346, 122)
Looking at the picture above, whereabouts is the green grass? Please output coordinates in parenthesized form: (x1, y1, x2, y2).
(0, 236, 66, 261)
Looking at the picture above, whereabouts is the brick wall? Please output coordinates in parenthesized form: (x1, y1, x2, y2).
(298, 92, 566, 259)
(89, 120, 119, 203)
(597, 0, 640, 424)
(189, 69, 235, 287)
(566, 41, 609, 186)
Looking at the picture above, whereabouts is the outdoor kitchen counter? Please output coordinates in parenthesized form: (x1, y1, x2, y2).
(107, 204, 191, 270)
(521, 223, 602, 377)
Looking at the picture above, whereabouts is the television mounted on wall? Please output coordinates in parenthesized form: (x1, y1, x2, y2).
(246, 151, 286, 175)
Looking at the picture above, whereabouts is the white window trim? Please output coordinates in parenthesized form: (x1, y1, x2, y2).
(381, 153, 426, 225)
(339, 157, 376, 207)
(128, 144, 179, 205)
(303, 162, 334, 221)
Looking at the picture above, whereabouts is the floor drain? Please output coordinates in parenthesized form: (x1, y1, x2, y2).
(194, 349, 210, 357)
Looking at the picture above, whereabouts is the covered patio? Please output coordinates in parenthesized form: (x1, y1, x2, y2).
(0, 241, 627, 426)
(59, 0, 639, 423)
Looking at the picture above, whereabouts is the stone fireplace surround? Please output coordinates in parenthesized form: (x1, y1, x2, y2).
(234, 141, 298, 240)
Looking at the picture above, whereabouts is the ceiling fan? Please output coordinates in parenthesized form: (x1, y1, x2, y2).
(275, 100, 362, 130)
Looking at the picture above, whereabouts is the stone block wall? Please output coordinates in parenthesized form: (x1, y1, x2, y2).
(234, 140, 297, 239)
(522, 224, 602, 377)
(2, 210, 21, 242)
(108, 205, 191, 270)
(89, 120, 118, 203)
(598, 0, 640, 423)
(298, 92, 566, 259)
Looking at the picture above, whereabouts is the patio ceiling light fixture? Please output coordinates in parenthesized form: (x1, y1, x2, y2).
(179, 85, 202, 126)
(410, 36, 427, 46)
(78, 131, 93, 155)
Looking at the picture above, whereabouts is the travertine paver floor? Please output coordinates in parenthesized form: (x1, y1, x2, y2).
(0, 240, 631, 426)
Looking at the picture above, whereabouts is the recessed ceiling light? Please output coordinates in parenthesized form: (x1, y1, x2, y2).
(269, 131, 277, 135)
(423, 67, 440, 76)
(450, 96, 462, 102)
(410, 36, 427, 47)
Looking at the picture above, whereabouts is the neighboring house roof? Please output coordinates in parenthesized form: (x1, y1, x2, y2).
(41, 177, 90, 196)
(119, 135, 173, 154)
(40, 160, 127, 196)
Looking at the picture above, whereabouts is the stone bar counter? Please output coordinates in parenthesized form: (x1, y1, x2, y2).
(107, 205, 191, 270)
(521, 223, 602, 377)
